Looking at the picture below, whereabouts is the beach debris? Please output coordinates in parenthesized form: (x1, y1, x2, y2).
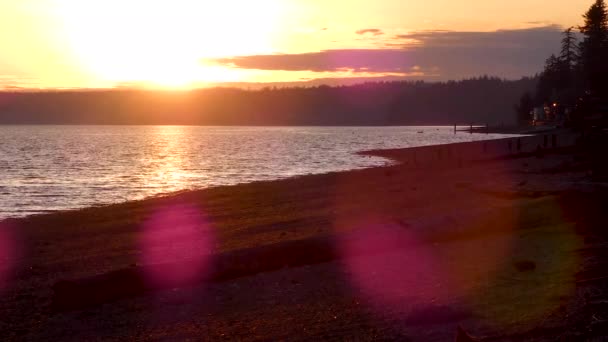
(589, 313, 608, 336)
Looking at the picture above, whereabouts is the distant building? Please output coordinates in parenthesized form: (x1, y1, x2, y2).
(533, 107, 545, 123)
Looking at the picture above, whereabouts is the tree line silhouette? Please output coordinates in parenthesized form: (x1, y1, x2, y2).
(0, 76, 536, 126)
(516, 0, 608, 123)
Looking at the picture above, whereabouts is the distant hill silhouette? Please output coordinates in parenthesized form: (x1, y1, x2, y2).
(0, 77, 536, 126)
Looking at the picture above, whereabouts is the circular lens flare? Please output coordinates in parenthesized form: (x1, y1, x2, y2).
(0, 222, 19, 294)
(139, 202, 215, 288)
(338, 221, 449, 312)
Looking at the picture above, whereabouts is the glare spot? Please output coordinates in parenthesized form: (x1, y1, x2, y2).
(139, 202, 215, 288)
(339, 222, 448, 312)
(0, 222, 18, 294)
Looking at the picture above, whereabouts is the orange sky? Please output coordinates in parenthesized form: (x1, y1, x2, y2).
(0, 0, 595, 89)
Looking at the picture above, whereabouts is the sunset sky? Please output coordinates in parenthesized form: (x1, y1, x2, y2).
(0, 0, 594, 89)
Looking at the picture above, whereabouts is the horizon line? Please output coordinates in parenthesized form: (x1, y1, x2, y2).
(0, 74, 538, 93)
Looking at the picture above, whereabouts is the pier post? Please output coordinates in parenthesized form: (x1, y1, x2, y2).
(517, 138, 522, 153)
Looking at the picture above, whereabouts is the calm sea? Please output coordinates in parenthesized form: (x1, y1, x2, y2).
(0, 126, 516, 218)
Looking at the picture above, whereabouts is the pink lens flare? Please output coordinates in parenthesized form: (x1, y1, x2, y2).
(338, 221, 449, 312)
(0, 222, 19, 294)
(138, 201, 215, 289)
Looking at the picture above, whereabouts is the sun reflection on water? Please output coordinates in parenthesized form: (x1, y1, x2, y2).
(145, 126, 191, 192)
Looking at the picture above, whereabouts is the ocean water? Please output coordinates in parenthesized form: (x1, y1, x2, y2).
(0, 126, 516, 218)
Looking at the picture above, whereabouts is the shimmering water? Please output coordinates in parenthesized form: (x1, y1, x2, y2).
(0, 126, 515, 218)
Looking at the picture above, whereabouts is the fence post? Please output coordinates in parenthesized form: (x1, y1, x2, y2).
(517, 138, 522, 153)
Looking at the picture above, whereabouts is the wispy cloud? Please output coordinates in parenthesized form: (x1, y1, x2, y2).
(209, 49, 424, 73)
(356, 28, 384, 36)
(393, 25, 563, 48)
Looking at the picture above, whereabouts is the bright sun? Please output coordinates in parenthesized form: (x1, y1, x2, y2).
(53, 0, 285, 88)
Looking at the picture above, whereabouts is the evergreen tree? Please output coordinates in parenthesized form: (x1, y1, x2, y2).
(560, 27, 578, 70)
(536, 54, 561, 104)
(557, 28, 579, 105)
(579, 0, 608, 95)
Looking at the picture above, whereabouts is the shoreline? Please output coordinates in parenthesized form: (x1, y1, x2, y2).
(1, 128, 559, 223)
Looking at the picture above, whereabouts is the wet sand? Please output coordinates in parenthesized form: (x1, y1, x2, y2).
(1, 131, 607, 341)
